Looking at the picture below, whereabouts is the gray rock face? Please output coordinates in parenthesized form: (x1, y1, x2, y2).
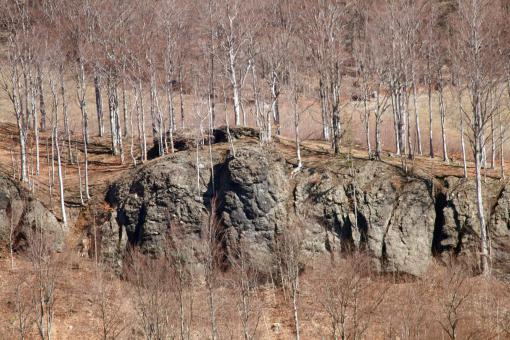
(106, 149, 222, 259)
(294, 162, 435, 276)
(221, 147, 290, 272)
(0, 175, 64, 252)
(102, 141, 510, 277)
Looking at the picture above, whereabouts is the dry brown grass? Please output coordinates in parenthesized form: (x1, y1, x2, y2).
(2, 252, 510, 339)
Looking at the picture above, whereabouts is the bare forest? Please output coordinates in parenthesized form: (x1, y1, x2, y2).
(2, 0, 510, 339)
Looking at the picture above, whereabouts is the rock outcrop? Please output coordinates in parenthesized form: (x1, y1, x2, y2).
(0, 174, 65, 252)
(101, 138, 510, 277)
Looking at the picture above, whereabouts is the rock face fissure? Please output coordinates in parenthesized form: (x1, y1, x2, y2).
(99, 144, 510, 277)
(432, 192, 448, 255)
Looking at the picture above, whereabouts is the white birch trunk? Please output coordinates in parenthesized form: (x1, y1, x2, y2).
(55, 127, 67, 227)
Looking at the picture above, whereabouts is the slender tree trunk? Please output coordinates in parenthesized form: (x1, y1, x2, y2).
(292, 278, 300, 340)
(391, 88, 401, 156)
(363, 94, 371, 157)
(122, 77, 129, 138)
(438, 81, 449, 163)
(94, 72, 104, 137)
(250, 61, 263, 135)
(30, 73, 40, 175)
(76, 143, 84, 206)
(491, 114, 496, 169)
(499, 109, 505, 179)
(459, 96, 467, 178)
(270, 71, 280, 135)
(475, 144, 489, 275)
(428, 81, 434, 158)
(412, 74, 422, 155)
(77, 59, 90, 199)
(331, 63, 341, 155)
(37, 65, 47, 131)
(208, 11, 216, 127)
(108, 75, 120, 156)
(178, 65, 185, 129)
(137, 78, 147, 162)
(405, 87, 413, 158)
(55, 127, 67, 227)
(230, 62, 242, 126)
(130, 87, 137, 165)
(319, 76, 330, 141)
(59, 66, 73, 164)
(11, 64, 28, 182)
(293, 86, 302, 169)
(166, 78, 175, 154)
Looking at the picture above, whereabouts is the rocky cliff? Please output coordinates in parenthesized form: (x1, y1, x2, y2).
(99, 138, 510, 277)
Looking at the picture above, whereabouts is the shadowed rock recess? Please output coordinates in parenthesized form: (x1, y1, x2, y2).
(102, 142, 510, 277)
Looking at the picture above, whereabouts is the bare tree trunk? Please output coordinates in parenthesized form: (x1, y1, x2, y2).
(331, 63, 341, 155)
(37, 65, 47, 131)
(292, 84, 302, 170)
(250, 60, 263, 134)
(391, 89, 401, 156)
(458, 95, 467, 178)
(222, 81, 236, 157)
(6, 60, 28, 182)
(270, 70, 281, 135)
(208, 5, 216, 128)
(108, 75, 120, 156)
(491, 114, 496, 169)
(166, 77, 175, 154)
(7, 201, 14, 269)
(499, 108, 505, 179)
(230, 52, 242, 127)
(412, 73, 422, 155)
(94, 72, 105, 137)
(30, 71, 40, 175)
(76, 143, 84, 206)
(363, 92, 371, 157)
(137, 78, 147, 162)
(54, 127, 67, 227)
(77, 59, 90, 199)
(178, 65, 185, 129)
(59, 65, 73, 164)
(438, 82, 449, 163)
(130, 86, 137, 165)
(122, 76, 129, 138)
(475, 143, 489, 275)
(292, 277, 300, 340)
(319, 76, 330, 141)
(428, 81, 434, 158)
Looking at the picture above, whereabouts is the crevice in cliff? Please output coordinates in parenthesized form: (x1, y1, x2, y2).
(380, 197, 400, 269)
(432, 191, 448, 256)
(131, 203, 147, 246)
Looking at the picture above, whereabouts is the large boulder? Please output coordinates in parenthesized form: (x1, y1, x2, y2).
(0, 175, 65, 252)
(106, 148, 223, 260)
(103, 141, 510, 277)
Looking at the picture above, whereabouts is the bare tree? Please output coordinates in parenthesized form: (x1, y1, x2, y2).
(452, 0, 504, 275)
(317, 253, 387, 340)
(202, 197, 223, 340)
(12, 278, 34, 340)
(275, 227, 303, 340)
(93, 269, 127, 340)
(228, 240, 262, 340)
(127, 250, 173, 340)
(436, 265, 472, 340)
(26, 224, 62, 340)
